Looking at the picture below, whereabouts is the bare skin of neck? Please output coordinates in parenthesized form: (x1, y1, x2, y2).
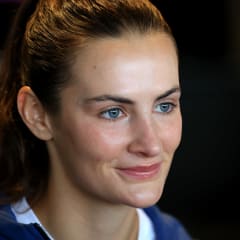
(32, 180, 139, 240)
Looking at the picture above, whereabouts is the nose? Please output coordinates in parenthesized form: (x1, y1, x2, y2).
(127, 117, 161, 158)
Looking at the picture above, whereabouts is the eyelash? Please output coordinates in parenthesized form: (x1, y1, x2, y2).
(100, 102, 177, 121)
(154, 102, 177, 114)
(100, 107, 125, 121)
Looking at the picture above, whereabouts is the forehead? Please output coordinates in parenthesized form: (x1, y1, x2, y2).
(69, 32, 179, 94)
(72, 32, 177, 68)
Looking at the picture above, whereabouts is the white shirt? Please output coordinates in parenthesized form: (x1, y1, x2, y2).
(11, 198, 155, 240)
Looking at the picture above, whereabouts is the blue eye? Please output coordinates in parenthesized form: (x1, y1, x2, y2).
(101, 108, 123, 120)
(155, 103, 175, 113)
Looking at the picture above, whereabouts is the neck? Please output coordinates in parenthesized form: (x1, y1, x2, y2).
(32, 180, 139, 240)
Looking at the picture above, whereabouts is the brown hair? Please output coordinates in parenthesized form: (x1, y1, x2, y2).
(0, 0, 173, 204)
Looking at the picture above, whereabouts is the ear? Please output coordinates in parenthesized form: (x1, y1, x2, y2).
(17, 86, 53, 141)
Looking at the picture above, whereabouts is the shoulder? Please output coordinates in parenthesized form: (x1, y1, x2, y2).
(143, 205, 192, 240)
(0, 203, 45, 240)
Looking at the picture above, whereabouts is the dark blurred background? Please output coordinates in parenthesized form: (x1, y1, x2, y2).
(154, 1, 240, 239)
(0, 0, 239, 239)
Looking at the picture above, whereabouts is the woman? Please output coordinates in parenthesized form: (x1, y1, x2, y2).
(0, 0, 192, 239)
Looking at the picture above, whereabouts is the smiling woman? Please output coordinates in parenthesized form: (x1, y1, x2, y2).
(0, 0, 191, 239)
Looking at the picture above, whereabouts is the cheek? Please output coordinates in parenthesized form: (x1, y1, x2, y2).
(69, 121, 130, 162)
(160, 115, 182, 153)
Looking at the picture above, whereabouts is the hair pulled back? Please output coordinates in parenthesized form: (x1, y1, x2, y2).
(0, 0, 172, 203)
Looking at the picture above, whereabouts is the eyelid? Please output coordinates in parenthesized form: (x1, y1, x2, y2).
(99, 106, 126, 120)
(156, 95, 180, 106)
(154, 102, 177, 113)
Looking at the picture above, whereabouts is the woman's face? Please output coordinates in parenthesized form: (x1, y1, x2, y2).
(47, 33, 182, 208)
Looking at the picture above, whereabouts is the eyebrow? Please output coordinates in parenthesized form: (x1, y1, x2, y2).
(83, 87, 181, 105)
(155, 87, 181, 101)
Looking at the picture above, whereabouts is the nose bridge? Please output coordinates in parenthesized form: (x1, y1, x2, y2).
(138, 115, 157, 140)
(128, 114, 161, 157)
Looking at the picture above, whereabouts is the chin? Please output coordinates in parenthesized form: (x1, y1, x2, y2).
(125, 187, 164, 209)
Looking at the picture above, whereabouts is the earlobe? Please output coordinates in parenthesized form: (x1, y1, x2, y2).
(17, 86, 53, 141)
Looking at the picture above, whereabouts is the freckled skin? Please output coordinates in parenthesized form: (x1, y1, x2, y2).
(46, 32, 182, 208)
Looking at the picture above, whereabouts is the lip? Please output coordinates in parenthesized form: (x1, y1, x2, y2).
(116, 162, 161, 180)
